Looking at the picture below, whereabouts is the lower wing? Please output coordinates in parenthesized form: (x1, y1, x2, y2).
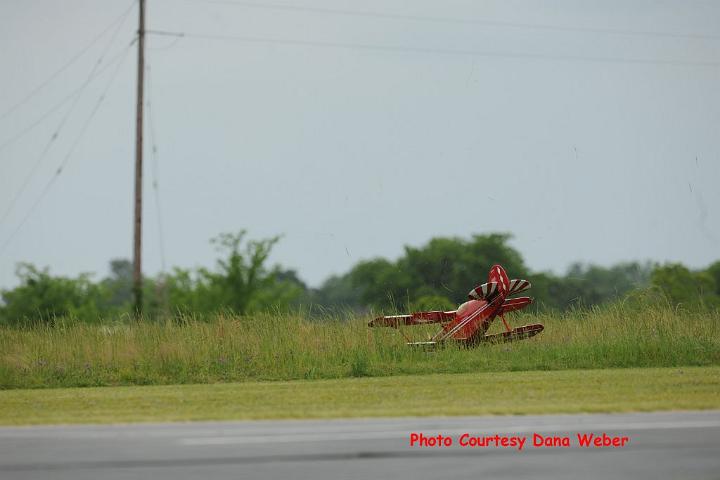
(498, 297, 532, 314)
(368, 310, 456, 328)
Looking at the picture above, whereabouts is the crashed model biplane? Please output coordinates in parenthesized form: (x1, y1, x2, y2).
(368, 264, 544, 347)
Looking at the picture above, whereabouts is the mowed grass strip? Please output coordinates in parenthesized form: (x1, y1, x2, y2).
(0, 366, 717, 425)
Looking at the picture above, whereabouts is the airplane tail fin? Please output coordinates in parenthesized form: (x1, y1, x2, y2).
(488, 264, 510, 295)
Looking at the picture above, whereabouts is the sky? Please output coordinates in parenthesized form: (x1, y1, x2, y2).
(0, 0, 719, 289)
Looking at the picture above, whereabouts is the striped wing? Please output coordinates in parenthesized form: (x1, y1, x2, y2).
(507, 279, 531, 295)
(369, 310, 456, 328)
(498, 296, 532, 314)
(468, 281, 500, 300)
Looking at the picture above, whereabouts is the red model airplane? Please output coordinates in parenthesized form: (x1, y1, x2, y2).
(368, 264, 544, 346)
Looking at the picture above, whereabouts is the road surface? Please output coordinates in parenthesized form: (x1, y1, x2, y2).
(1, 411, 719, 479)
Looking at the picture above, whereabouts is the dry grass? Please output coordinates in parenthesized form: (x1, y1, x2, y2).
(0, 303, 718, 389)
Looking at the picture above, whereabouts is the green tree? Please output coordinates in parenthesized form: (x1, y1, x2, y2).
(410, 294, 455, 312)
(651, 263, 717, 306)
(312, 274, 362, 308)
(0, 264, 105, 326)
(319, 233, 529, 310)
(313, 234, 661, 312)
(535, 262, 654, 310)
(706, 261, 720, 296)
(166, 231, 302, 314)
(99, 259, 134, 309)
(350, 258, 412, 309)
(400, 233, 528, 304)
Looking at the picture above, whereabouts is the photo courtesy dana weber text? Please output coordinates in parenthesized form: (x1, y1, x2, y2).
(409, 432, 630, 451)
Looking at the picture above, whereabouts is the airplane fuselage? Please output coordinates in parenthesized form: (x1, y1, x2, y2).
(435, 296, 504, 343)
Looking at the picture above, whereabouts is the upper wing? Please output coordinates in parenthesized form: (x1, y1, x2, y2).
(498, 296, 533, 314)
(468, 282, 500, 300)
(368, 310, 456, 328)
(507, 279, 531, 295)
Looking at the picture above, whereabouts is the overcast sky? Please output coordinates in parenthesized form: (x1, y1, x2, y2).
(1, 0, 718, 289)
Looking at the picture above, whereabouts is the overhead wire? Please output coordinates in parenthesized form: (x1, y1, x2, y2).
(0, 42, 135, 255)
(0, 14, 137, 228)
(0, 47, 138, 156)
(147, 30, 720, 67)
(184, 0, 720, 41)
(145, 63, 167, 273)
(0, 44, 136, 227)
(3, 0, 716, 264)
(149, 34, 185, 51)
(0, 0, 136, 122)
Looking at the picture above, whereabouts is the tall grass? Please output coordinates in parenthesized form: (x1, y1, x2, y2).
(0, 303, 718, 389)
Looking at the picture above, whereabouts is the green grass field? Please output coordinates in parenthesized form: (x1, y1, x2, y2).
(1, 303, 718, 389)
(0, 367, 717, 425)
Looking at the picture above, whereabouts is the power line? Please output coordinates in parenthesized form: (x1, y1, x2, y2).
(0, 23, 137, 229)
(145, 64, 167, 273)
(0, 41, 136, 227)
(0, 42, 138, 156)
(0, 0, 136, 122)
(149, 34, 185, 51)
(0, 43, 134, 256)
(147, 30, 720, 67)
(185, 0, 720, 42)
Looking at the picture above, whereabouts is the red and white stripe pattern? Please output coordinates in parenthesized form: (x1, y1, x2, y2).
(488, 265, 509, 295)
(435, 300, 492, 342)
(468, 281, 499, 300)
(507, 279, 531, 295)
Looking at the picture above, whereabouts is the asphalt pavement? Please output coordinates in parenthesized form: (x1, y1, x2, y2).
(1, 410, 719, 479)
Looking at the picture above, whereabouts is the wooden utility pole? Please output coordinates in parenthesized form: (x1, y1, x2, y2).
(133, 0, 146, 317)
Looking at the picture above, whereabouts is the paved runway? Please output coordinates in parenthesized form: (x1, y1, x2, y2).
(1, 411, 719, 479)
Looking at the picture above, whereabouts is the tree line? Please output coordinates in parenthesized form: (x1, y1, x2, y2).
(1, 231, 718, 325)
